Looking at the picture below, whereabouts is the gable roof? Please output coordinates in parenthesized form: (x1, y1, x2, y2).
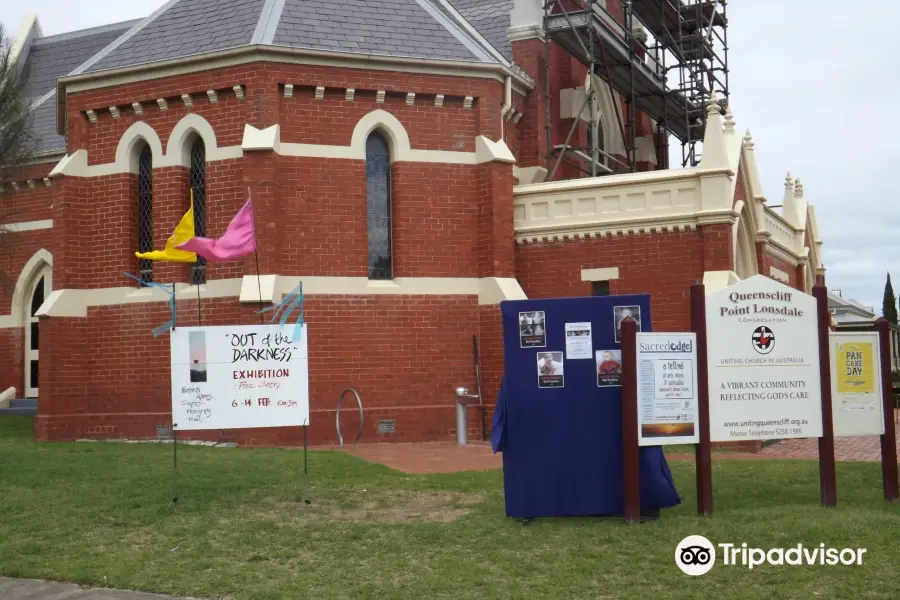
(13, 18, 139, 156)
(21, 21, 139, 99)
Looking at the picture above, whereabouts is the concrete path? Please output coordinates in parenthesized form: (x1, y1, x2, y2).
(0, 577, 194, 600)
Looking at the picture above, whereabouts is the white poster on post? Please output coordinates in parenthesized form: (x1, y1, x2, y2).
(635, 332, 699, 446)
(565, 322, 593, 359)
(830, 332, 885, 437)
(706, 275, 823, 442)
(170, 324, 310, 430)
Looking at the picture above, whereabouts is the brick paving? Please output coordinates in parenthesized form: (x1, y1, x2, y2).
(0, 577, 190, 599)
(336, 434, 900, 474)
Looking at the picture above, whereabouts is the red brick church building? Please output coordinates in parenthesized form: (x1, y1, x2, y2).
(0, 0, 825, 445)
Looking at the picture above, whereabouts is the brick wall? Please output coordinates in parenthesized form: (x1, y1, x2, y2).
(35, 294, 491, 445)
(515, 225, 732, 332)
(0, 161, 57, 396)
(22, 60, 517, 443)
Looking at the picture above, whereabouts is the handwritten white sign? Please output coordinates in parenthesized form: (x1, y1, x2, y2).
(170, 324, 309, 430)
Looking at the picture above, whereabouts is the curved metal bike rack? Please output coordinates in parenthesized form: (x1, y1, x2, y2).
(336, 387, 363, 450)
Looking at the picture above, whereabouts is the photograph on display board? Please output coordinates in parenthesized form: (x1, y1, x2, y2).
(537, 351, 565, 388)
(519, 311, 547, 348)
(596, 349, 623, 387)
(613, 305, 642, 344)
(188, 330, 208, 383)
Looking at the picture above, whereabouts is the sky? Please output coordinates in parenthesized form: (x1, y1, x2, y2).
(2, 0, 898, 312)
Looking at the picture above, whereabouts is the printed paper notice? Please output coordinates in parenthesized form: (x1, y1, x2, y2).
(635, 332, 699, 446)
(830, 333, 884, 437)
(565, 322, 593, 359)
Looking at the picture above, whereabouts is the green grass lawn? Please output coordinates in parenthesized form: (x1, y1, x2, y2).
(1, 416, 899, 600)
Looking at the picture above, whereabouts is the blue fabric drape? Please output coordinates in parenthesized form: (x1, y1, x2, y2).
(493, 295, 682, 519)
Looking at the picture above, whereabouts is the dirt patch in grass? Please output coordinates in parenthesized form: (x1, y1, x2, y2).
(266, 490, 488, 525)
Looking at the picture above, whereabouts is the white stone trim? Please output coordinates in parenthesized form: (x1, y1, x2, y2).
(0, 249, 53, 329)
(475, 137, 516, 164)
(52, 109, 494, 179)
(478, 277, 527, 304)
(581, 267, 619, 282)
(515, 221, 701, 245)
(245, 109, 482, 164)
(703, 270, 741, 294)
(25, 276, 529, 322)
(242, 124, 280, 152)
(513, 166, 547, 185)
(2, 219, 53, 233)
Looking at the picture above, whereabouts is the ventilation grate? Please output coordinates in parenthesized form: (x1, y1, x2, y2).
(377, 419, 396, 434)
(156, 425, 171, 439)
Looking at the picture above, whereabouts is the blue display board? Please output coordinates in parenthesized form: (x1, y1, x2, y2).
(491, 295, 682, 519)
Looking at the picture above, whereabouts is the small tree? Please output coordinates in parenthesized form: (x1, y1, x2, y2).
(0, 22, 37, 290)
(883, 273, 898, 324)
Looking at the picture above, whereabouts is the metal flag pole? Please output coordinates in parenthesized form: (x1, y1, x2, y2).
(303, 419, 311, 505)
(172, 423, 178, 511)
(473, 335, 487, 441)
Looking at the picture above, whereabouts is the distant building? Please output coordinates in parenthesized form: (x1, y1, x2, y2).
(828, 291, 900, 375)
(0, 0, 825, 446)
(828, 290, 877, 329)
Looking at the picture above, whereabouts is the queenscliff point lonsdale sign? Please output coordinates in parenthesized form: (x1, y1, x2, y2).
(706, 275, 823, 442)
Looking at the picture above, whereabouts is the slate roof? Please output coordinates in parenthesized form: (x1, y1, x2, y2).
(446, 0, 514, 61)
(273, 0, 488, 61)
(22, 21, 138, 99)
(20, 0, 525, 156)
(76, 0, 510, 75)
(19, 20, 138, 155)
(84, 0, 267, 73)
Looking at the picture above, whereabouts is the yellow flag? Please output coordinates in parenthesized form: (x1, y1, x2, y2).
(135, 191, 197, 263)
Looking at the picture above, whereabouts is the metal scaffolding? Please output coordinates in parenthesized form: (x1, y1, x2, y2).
(543, 0, 729, 179)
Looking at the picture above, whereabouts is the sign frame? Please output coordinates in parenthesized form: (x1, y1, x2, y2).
(830, 331, 885, 437)
(705, 275, 823, 443)
(635, 332, 700, 446)
(170, 323, 310, 431)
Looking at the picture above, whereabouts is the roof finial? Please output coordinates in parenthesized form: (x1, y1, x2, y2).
(724, 103, 735, 132)
(785, 171, 793, 188)
(743, 128, 754, 149)
(706, 89, 720, 116)
(794, 178, 803, 197)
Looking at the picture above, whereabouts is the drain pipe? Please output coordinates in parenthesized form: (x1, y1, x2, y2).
(500, 75, 512, 141)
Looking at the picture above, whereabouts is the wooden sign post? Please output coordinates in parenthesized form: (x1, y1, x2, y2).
(813, 285, 838, 508)
(875, 318, 900, 502)
(690, 284, 713, 516)
(620, 316, 640, 524)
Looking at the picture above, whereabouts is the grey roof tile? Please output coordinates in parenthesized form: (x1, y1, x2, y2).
(87, 0, 267, 73)
(272, 0, 487, 62)
(30, 99, 65, 155)
(20, 20, 139, 155)
(446, 0, 513, 61)
(22, 22, 137, 98)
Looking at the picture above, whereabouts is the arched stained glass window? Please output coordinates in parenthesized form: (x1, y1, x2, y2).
(190, 138, 207, 284)
(366, 132, 392, 280)
(137, 144, 153, 285)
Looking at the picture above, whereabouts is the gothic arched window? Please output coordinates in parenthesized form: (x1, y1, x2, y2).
(190, 138, 207, 284)
(137, 144, 153, 285)
(366, 132, 392, 280)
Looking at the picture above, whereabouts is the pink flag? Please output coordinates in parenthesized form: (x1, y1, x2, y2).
(178, 192, 257, 262)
